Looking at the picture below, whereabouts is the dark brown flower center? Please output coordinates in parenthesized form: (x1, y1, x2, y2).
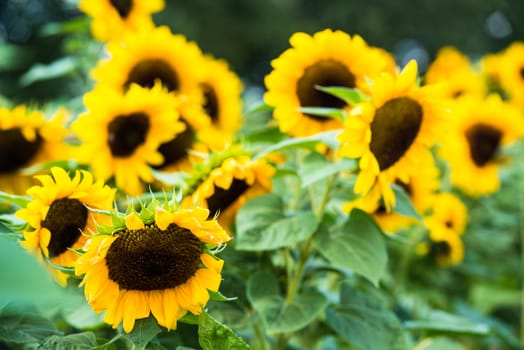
(201, 83, 219, 123)
(107, 113, 150, 157)
(465, 123, 502, 167)
(154, 120, 195, 169)
(124, 59, 180, 92)
(519, 66, 524, 80)
(444, 220, 453, 229)
(429, 240, 451, 261)
(110, 0, 133, 19)
(296, 59, 356, 120)
(369, 97, 423, 171)
(105, 223, 202, 291)
(42, 198, 88, 258)
(206, 179, 249, 218)
(0, 128, 43, 173)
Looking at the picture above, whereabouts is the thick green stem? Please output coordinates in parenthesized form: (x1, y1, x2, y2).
(518, 142, 524, 345)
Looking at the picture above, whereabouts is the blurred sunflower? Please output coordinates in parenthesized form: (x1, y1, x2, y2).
(75, 201, 230, 332)
(183, 155, 275, 230)
(497, 41, 524, 107)
(345, 156, 440, 234)
(16, 167, 115, 286)
(425, 46, 485, 100)
(439, 94, 523, 196)
(0, 106, 71, 194)
(481, 51, 505, 94)
(264, 29, 395, 137)
(79, 0, 164, 42)
(337, 60, 448, 211)
(196, 55, 243, 150)
(72, 83, 185, 195)
(418, 192, 468, 267)
(91, 26, 211, 171)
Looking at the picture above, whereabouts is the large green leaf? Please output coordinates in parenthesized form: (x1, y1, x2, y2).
(37, 332, 98, 350)
(235, 194, 319, 251)
(0, 305, 61, 345)
(124, 317, 161, 350)
(19, 56, 77, 86)
(298, 152, 356, 188)
(326, 284, 408, 350)
(313, 209, 387, 286)
(404, 310, 490, 335)
(412, 337, 466, 350)
(198, 311, 250, 350)
(247, 271, 329, 334)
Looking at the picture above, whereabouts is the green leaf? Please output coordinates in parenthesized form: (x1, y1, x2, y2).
(37, 332, 98, 350)
(247, 271, 329, 334)
(315, 85, 370, 105)
(298, 107, 345, 121)
(235, 194, 320, 251)
(313, 209, 387, 286)
(298, 152, 357, 188)
(198, 311, 250, 350)
(0, 191, 30, 208)
(0, 306, 61, 345)
(124, 317, 161, 350)
(391, 184, 422, 220)
(19, 56, 77, 87)
(326, 284, 408, 350)
(0, 213, 26, 237)
(412, 337, 466, 350)
(404, 310, 491, 335)
(254, 130, 341, 160)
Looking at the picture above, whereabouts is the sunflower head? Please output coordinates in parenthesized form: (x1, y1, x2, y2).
(15, 167, 115, 286)
(424, 192, 468, 241)
(182, 152, 275, 230)
(73, 82, 185, 195)
(264, 28, 394, 137)
(417, 233, 465, 267)
(496, 41, 524, 107)
(75, 197, 229, 332)
(79, 0, 165, 41)
(0, 106, 72, 194)
(337, 60, 448, 211)
(439, 94, 524, 196)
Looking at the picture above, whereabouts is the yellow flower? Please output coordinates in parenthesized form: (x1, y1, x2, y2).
(425, 46, 486, 100)
(264, 29, 394, 137)
(183, 155, 275, 230)
(196, 55, 243, 150)
(418, 234, 465, 267)
(0, 106, 71, 194)
(337, 60, 448, 211)
(16, 167, 115, 286)
(72, 83, 185, 195)
(91, 26, 212, 171)
(439, 94, 524, 196)
(75, 202, 229, 333)
(497, 41, 524, 107)
(425, 192, 468, 240)
(79, 0, 164, 42)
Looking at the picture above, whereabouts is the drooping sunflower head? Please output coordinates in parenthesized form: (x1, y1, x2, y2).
(72, 83, 185, 195)
(496, 41, 524, 108)
(75, 199, 229, 332)
(264, 28, 395, 137)
(15, 167, 115, 286)
(337, 60, 448, 211)
(424, 192, 468, 241)
(79, 0, 165, 42)
(425, 46, 486, 100)
(418, 233, 465, 267)
(196, 55, 243, 150)
(183, 154, 275, 230)
(0, 106, 71, 194)
(439, 94, 524, 196)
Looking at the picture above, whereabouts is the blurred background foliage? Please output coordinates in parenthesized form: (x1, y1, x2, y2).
(0, 0, 523, 106)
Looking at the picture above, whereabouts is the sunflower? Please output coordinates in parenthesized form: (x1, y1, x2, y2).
(183, 155, 275, 230)
(91, 26, 211, 171)
(72, 83, 185, 195)
(344, 155, 440, 234)
(337, 60, 448, 211)
(196, 55, 243, 150)
(0, 106, 71, 194)
(75, 200, 230, 332)
(79, 0, 164, 42)
(496, 41, 524, 107)
(417, 192, 468, 267)
(264, 29, 395, 137)
(425, 46, 486, 100)
(480, 51, 505, 94)
(15, 167, 115, 286)
(439, 94, 524, 196)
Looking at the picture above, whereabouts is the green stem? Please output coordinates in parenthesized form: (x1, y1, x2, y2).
(518, 142, 524, 345)
(253, 317, 269, 350)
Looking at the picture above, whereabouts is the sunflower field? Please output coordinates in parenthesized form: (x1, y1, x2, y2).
(1, 1, 524, 349)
